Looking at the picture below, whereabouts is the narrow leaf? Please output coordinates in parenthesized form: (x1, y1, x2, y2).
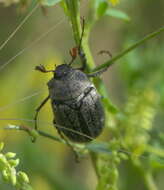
(102, 98, 118, 114)
(97, 1, 108, 17)
(106, 8, 130, 21)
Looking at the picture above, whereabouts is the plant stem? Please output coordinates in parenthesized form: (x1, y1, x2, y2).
(64, 0, 95, 71)
(90, 152, 100, 179)
(131, 159, 158, 190)
(37, 130, 65, 143)
(93, 26, 164, 72)
(65, 0, 81, 45)
(143, 172, 158, 190)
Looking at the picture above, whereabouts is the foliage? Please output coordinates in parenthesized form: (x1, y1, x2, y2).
(0, 142, 33, 190)
(0, 0, 164, 190)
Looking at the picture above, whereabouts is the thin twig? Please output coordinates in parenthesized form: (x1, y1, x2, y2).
(5, 124, 65, 144)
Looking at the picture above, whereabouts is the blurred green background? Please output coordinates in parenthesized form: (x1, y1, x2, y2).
(0, 0, 164, 189)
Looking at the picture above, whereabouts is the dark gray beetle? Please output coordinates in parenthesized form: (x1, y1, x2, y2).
(34, 21, 108, 143)
(34, 62, 106, 142)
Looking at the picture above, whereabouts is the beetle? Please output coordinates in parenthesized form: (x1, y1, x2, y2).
(34, 20, 109, 144)
(34, 62, 106, 142)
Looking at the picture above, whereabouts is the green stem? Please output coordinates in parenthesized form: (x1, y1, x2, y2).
(93, 26, 164, 72)
(6, 124, 65, 144)
(143, 172, 158, 190)
(131, 159, 158, 190)
(90, 152, 100, 179)
(64, 0, 95, 71)
(37, 130, 65, 143)
(65, 0, 81, 45)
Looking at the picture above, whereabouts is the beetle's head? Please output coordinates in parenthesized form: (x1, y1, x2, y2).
(35, 64, 73, 79)
(54, 64, 73, 79)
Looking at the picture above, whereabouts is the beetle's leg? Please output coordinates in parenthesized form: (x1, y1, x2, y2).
(87, 67, 108, 78)
(98, 50, 112, 58)
(54, 121, 80, 162)
(87, 49, 112, 77)
(78, 50, 87, 71)
(34, 95, 50, 130)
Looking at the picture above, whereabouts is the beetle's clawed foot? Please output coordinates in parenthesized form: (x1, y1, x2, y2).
(35, 64, 55, 73)
(98, 50, 112, 58)
(35, 64, 47, 73)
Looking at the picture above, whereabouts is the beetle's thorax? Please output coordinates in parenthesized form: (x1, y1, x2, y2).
(47, 64, 93, 101)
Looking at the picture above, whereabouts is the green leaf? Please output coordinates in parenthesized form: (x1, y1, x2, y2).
(93, 0, 109, 20)
(60, 1, 69, 16)
(96, 0, 109, 18)
(102, 98, 118, 114)
(41, 0, 61, 6)
(106, 8, 130, 21)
